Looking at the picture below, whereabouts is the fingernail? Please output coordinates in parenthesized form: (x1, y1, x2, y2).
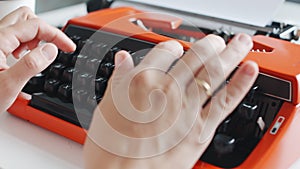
(237, 34, 252, 46)
(41, 44, 58, 61)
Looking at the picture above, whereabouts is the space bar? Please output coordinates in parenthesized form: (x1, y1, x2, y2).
(29, 93, 81, 127)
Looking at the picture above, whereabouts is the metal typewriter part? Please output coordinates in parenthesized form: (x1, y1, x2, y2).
(111, 0, 300, 43)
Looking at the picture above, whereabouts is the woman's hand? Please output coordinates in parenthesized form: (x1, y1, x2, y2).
(84, 33, 259, 169)
(0, 7, 76, 113)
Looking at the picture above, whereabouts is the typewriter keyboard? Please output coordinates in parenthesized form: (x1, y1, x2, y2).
(22, 24, 283, 168)
(23, 25, 155, 128)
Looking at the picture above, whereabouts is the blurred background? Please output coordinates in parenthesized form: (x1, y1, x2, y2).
(35, 0, 87, 13)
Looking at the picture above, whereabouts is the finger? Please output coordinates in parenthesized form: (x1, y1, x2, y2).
(169, 35, 226, 86)
(138, 40, 183, 72)
(0, 51, 9, 69)
(0, 18, 76, 56)
(113, 50, 134, 76)
(195, 33, 253, 105)
(0, 43, 57, 113)
(12, 38, 40, 59)
(5, 43, 57, 88)
(108, 50, 135, 92)
(0, 6, 36, 28)
(198, 61, 259, 142)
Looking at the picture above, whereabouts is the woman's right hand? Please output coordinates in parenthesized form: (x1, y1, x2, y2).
(84, 33, 258, 169)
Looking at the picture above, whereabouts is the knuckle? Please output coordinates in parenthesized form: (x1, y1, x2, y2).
(228, 43, 245, 56)
(18, 6, 32, 13)
(156, 40, 183, 56)
(206, 34, 226, 47)
(23, 55, 40, 71)
(225, 82, 244, 106)
(0, 30, 19, 55)
(193, 34, 226, 53)
(132, 70, 151, 87)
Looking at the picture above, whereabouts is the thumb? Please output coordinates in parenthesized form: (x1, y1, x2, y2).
(0, 43, 57, 113)
(6, 43, 57, 87)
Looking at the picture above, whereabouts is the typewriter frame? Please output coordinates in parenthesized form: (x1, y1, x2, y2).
(8, 7, 300, 169)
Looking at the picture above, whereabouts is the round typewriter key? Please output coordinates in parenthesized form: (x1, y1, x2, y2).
(213, 133, 236, 155)
(80, 39, 93, 56)
(57, 51, 75, 66)
(91, 42, 108, 58)
(44, 79, 61, 97)
(76, 72, 94, 87)
(71, 35, 81, 46)
(73, 54, 88, 68)
(86, 58, 102, 73)
(84, 94, 101, 114)
(94, 76, 108, 96)
(103, 47, 119, 63)
(48, 63, 66, 79)
(22, 73, 46, 94)
(62, 67, 78, 83)
(57, 83, 73, 103)
(98, 62, 115, 78)
(73, 89, 89, 105)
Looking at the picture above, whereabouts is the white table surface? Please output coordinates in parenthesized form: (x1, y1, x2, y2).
(1, 1, 300, 169)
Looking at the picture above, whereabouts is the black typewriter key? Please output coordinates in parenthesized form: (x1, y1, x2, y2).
(73, 89, 89, 106)
(22, 73, 46, 94)
(77, 39, 86, 51)
(91, 42, 108, 58)
(86, 58, 102, 73)
(80, 39, 93, 56)
(217, 117, 232, 133)
(73, 54, 88, 68)
(94, 77, 108, 96)
(98, 62, 115, 78)
(103, 47, 119, 63)
(57, 51, 74, 66)
(44, 79, 61, 96)
(76, 72, 93, 87)
(87, 94, 102, 109)
(238, 103, 258, 121)
(82, 94, 101, 114)
(71, 35, 81, 46)
(57, 83, 73, 103)
(62, 67, 78, 83)
(213, 133, 236, 155)
(48, 63, 66, 79)
(131, 49, 150, 66)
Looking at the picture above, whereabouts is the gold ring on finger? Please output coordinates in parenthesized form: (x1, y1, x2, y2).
(195, 79, 212, 97)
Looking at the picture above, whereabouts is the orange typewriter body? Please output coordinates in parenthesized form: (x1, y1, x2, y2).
(8, 7, 300, 169)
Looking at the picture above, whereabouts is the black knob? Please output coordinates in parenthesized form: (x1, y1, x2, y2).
(73, 89, 89, 108)
(44, 79, 61, 97)
(22, 73, 46, 94)
(57, 51, 75, 66)
(76, 72, 94, 87)
(213, 133, 236, 155)
(86, 94, 102, 113)
(86, 58, 102, 73)
(73, 54, 88, 68)
(62, 67, 78, 83)
(48, 63, 66, 79)
(94, 76, 108, 96)
(98, 62, 114, 77)
(57, 83, 73, 103)
(238, 103, 258, 121)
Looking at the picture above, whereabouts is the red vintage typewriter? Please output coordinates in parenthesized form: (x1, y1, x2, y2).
(8, 2, 300, 169)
